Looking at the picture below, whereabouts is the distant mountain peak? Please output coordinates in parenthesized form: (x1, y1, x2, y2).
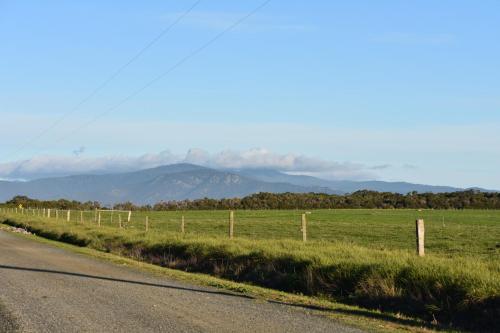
(0, 163, 492, 205)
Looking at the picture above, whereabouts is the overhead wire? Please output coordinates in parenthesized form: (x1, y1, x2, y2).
(33, 0, 272, 153)
(2, 0, 202, 162)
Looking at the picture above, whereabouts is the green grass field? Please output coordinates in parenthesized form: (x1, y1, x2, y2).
(2, 208, 499, 330)
(44, 208, 500, 259)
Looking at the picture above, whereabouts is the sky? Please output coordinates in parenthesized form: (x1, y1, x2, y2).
(0, 0, 499, 188)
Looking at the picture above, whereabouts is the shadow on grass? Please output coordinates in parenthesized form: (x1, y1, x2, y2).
(0, 264, 437, 332)
(267, 300, 452, 332)
(1, 221, 486, 332)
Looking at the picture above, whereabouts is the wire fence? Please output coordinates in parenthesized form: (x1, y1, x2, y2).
(1, 207, 499, 258)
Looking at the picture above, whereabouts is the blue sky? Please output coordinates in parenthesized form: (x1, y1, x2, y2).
(0, 1, 499, 188)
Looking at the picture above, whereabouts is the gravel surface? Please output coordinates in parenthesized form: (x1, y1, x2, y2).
(0, 301, 19, 333)
(0, 231, 364, 333)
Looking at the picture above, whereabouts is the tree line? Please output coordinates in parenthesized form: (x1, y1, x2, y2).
(3, 190, 500, 211)
(2, 196, 101, 210)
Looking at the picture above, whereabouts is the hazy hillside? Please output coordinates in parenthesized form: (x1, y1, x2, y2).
(0, 163, 486, 205)
(236, 169, 462, 194)
(0, 164, 333, 205)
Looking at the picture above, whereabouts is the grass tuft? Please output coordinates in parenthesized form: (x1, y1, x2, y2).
(1, 213, 499, 331)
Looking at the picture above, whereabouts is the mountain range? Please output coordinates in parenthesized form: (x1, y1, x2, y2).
(0, 163, 483, 205)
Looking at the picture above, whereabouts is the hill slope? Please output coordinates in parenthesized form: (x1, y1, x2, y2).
(235, 169, 463, 194)
(0, 163, 488, 205)
(0, 164, 334, 205)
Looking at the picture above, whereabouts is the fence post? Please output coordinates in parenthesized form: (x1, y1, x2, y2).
(301, 213, 307, 242)
(229, 210, 234, 239)
(119, 214, 122, 228)
(181, 215, 185, 234)
(56, 210, 59, 220)
(145, 216, 149, 232)
(98, 212, 101, 227)
(416, 219, 425, 256)
(94, 209, 97, 223)
(47, 209, 51, 218)
(80, 211, 83, 224)
(67, 210, 71, 222)
(127, 211, 132, 223)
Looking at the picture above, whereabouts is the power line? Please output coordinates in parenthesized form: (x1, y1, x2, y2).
(36, 0, 272, 153)
(2, 0, 202, 162)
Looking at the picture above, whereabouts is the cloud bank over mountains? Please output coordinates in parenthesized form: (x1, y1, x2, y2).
(0, 148, 376, 181)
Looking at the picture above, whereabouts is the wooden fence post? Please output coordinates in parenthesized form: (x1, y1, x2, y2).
(301, 213, 307, 242)
(56, 210, 59, 220)
(98, 212, 101, 227)
(416, 219, 425, 256)
(67, 210, 71, 222)
(47, 209, 51, 218)
(119, 214, 122, 228)
(127, 211, 132, 223)
(229, 210, 234, 239)
(145, 216, 149, 232)
(181, 215, 185, 234)
(80, 211, 83, 224)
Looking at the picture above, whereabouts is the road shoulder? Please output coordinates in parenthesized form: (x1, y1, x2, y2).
(0, 301, 19, 333)
(0, 225, 438, 333)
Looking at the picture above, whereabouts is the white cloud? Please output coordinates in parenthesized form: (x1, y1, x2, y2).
(0, 151, 179, 180)
(1, 116, 498, 188)
(0, 148, 375, 181)
(206, 148, 372, 179)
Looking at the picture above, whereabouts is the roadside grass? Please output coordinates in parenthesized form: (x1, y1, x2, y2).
(0, 224, 450, 333)
(1, 212, 499, 331)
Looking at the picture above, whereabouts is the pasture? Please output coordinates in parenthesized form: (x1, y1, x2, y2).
(1, 207, 499, 330)
(24, 208, 500, 259)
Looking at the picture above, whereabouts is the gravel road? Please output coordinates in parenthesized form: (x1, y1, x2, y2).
(0, 231, 364, 333)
